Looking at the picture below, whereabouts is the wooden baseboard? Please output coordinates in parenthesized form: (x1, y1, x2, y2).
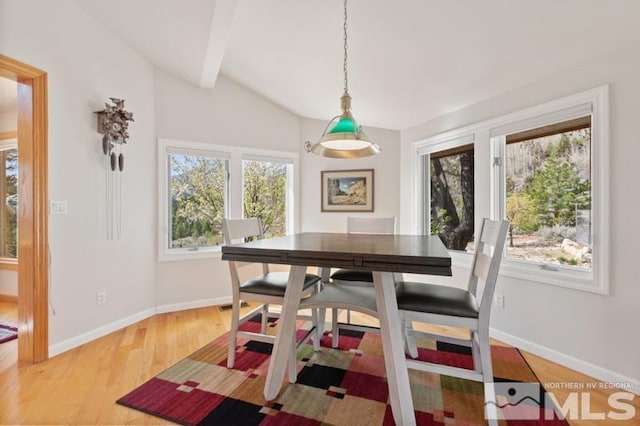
(0, 294, 18, 303)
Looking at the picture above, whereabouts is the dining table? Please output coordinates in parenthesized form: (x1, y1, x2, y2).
(221, 232, 452, 426)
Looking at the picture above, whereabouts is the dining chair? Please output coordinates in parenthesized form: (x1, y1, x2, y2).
(326, 216, 396, 347)
(222, 218, 322, 381)
(397, 218, 509, 423)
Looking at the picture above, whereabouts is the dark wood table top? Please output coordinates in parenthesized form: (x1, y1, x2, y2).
(222, 232, 452, 276)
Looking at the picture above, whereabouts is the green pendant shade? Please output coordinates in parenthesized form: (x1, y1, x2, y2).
(328, 117, 358, 134)
(305, 111, 380, 158)
(305, 96, 380, 158)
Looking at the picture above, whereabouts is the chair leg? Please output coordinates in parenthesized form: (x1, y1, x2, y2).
(478, 330, 494, 384)
(346, 309, 352, 324)
(331, 308, 339, 348)
(261, 304, 269, 334)
(227, 299, 240, 369)
(404, 318, 418, 358)
(478, 330, 498, 425)
(484, 380, 499, 426)
(471, 331, 482, 372)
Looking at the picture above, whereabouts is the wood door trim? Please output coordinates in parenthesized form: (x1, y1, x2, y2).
(0, 55, 49, 363)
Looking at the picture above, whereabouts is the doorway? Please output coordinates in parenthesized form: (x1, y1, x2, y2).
(0, 76, 18, 350)
(0, 55, 48, 363)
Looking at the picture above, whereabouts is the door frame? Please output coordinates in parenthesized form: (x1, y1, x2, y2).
(0, 55, 49, 363)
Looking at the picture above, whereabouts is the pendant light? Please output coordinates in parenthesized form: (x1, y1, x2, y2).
(304, 0, 380, 159)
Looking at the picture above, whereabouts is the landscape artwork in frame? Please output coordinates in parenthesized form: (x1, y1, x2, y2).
(321, 169, 374, 212)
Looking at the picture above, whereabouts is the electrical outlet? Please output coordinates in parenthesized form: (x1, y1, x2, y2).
(97, 291, 107, 305)
(49, 200, 68, 215)
(494, 293, 505, 309)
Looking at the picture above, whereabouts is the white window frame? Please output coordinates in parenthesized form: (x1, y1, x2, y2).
(411, 85, 609, 294)
(158, 138, 299, 262)
(490, 88, 608, 294)
(241, 154, 295, 236)
(415, 134, 476, 267)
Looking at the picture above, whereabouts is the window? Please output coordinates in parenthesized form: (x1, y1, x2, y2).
(169, 152, 228, 250)
(242, 158, 291, 239)
(412, 86, 608, 293)
(158, 139, 298, 261)
(0, 137, 17, 259)
(500, 117, 591, 269)
(424, 142, 475, 253)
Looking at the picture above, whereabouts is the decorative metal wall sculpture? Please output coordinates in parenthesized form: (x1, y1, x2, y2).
(96, 98, 134, 240)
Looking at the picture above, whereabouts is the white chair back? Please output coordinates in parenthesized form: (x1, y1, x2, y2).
(347, 216, 396, 234)
(468, 219, 509, 323)
(222, 218, 269, 275)
(222, 217, 262, 244)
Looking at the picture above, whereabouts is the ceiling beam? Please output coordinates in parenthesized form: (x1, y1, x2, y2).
(200, 0, 239, 88)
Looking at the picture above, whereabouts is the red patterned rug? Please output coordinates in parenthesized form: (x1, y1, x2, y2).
(0, 321, 18, 344)
(117, 315, 568, 425)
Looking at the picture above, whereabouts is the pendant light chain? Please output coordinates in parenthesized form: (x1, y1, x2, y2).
(303, 0, 380, 158)
(343, 0, 349, 95)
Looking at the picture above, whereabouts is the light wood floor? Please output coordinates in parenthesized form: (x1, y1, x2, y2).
(0, 301, 637, 425)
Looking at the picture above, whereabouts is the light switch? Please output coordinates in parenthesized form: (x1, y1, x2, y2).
(49, 200, 68, 215)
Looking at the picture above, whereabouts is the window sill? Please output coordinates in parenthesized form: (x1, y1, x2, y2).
(500, 259, 606, 294)
(447, 251, 605, 295)
(0, 257, 18, 271)
(158, 247, 223, 262)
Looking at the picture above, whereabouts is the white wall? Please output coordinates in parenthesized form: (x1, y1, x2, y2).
(299, 118, 401, 232)
(1, 0, 156, 346)
(401, 43, 640, 385)
(0, 271, 16, 296)
(0, 110, 17, 132)
(154, 69, 302, 307)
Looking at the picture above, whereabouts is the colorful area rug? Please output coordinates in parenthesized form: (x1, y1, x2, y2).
(0, 321, 18, 344)
(118, 316, 568, 425)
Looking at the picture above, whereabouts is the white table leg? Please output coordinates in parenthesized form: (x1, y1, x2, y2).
(264, 265, 307, 400)
(373, 271, 416, 426)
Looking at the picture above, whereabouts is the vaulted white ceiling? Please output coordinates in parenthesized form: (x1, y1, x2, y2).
(78, 0, 640, 130)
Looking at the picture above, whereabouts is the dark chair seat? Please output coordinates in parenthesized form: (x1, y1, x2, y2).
(330, 269, 374, 283)
(241, 272, 321, 297)
(396, 282, 479, 318)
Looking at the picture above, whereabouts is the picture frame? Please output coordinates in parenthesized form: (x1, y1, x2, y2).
(321, 169, 374, 212)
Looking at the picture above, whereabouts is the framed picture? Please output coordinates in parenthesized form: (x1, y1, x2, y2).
(321, 169, 374, 212)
